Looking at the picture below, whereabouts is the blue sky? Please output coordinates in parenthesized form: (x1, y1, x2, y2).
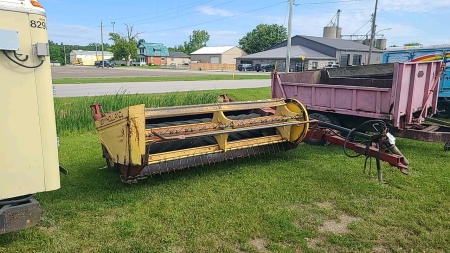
(43, 0, 450, 48)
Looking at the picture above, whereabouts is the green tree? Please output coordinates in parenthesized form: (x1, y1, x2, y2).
(404, 42, 422, 46)
(186, 30, 210, 54)
(49, 40, 63, 63)
(109, 24, 141, 66)
(171, 30, 210, 54)
(238, 24, 287, 54)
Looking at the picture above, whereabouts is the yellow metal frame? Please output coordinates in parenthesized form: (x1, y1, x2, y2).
(94, 99, 309, 167)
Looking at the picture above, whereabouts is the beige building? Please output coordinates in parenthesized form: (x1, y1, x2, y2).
(69, 50, 113, 66)
(167, 51, 190, 65)
(190, 46, 246, 64)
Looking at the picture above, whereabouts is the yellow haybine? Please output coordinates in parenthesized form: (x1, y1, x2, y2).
(90, 98, 311, 183)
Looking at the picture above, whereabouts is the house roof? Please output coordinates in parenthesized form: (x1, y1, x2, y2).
(295, 35, 383, 52)
(71, 50, 113, 56)
(190, 46, 235, 55)
(169, 51, 189, 58)
(138, 42, 170, 57)
(236, 45, 335, 60)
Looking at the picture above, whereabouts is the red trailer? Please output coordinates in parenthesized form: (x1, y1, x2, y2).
(271, 61, 450, 149)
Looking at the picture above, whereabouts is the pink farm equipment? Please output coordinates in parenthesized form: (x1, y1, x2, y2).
(271, 61, 450, 150)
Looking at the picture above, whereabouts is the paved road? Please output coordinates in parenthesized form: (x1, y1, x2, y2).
(53, 79, 270, 98)
(51, 65, 267, 79)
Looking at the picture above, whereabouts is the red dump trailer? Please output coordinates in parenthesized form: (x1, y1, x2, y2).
(271, 61, 450, 149)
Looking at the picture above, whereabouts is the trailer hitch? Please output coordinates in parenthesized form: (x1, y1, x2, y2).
(307, 120, 411, 182)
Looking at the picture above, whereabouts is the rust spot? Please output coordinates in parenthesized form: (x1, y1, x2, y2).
(418, 71, 424, 77)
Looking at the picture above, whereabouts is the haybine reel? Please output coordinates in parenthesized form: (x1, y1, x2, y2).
(90, 97, 410, 183)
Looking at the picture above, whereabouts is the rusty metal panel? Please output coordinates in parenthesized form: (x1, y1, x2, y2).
(95, 106, 132, 165)
(128, 104, 146, 165)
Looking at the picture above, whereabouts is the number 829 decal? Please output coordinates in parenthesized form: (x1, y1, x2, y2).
(30, 20, 46, 29)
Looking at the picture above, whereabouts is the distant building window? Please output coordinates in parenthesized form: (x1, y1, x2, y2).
(150, 57, 154, 62)
(161, 57, 165, 60)
(340, 54, 350, 67)
(139, 48, 144, 54)
(353, 54, 362, 65)
(311, 61, 318, 69)
(171, 58, 174, 61)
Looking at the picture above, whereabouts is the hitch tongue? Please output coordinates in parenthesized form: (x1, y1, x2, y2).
(387, 144, 410, 166)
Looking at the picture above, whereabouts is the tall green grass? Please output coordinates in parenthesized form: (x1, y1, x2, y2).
(54, 90, 219, 134)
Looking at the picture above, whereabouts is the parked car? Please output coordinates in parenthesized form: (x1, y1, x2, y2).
(326, 63, 340, 68)
(95, 60, 115, 68)
(255, 64, 275, 72)
(238, 64, 254, 71)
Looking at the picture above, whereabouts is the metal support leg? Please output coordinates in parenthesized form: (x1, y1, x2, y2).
(376, 157, 382, 182)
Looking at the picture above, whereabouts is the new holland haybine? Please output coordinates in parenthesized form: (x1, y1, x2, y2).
(90, 97, 410, 184)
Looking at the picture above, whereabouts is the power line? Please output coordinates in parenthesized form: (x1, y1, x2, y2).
(136, 0, 289, 33)
(49, 0, 213, 33)
(352, 19, 372, 35)
(105, 0, 214, 22)
(129, 0, 237, 26)
(295, 0, 362, 5)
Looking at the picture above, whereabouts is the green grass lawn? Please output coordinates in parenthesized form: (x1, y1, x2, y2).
(1, 89, 450, 253)
(52, 74, 270, 84)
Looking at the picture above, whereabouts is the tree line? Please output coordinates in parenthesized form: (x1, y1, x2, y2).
(49, 23, 289, 66)
(49, 41, 112, 65)
(50, 22, 421, 66)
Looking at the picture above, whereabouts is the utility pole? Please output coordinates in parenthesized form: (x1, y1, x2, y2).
(368, 0, 378, 64)
(100, 20, 105, 68)
(336, 9, 341, 39)
(111, 22, 115, 33)
(63, 45, 66, 65)
(286, 0, 293, 73)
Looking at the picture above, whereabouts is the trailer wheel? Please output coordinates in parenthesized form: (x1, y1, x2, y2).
(305, 113, 335, 146)
(437, 101, 450, 119)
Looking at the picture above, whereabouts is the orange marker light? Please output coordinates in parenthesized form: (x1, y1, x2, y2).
(30, 0, 44, 8)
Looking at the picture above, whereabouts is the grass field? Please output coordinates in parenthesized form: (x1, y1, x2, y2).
(1, 88, 450, 253)
(53, 87, 270, 134)
(52, 74, 270, 84)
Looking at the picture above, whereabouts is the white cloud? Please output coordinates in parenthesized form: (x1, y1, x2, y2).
(195, 6, 236, 17)
(377, 0, 450, 13)
(207, 30, 241, 46)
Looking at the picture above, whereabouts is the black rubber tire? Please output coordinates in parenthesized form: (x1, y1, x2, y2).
(305, 113, 333, 146)
(436, 101, 450, 119)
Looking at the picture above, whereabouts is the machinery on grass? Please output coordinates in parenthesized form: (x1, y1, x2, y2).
(0, 0, 65, 235)
(0, 0, 413, 236)
(90, 98, 410, 185)
(272, 61, 450, 150)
